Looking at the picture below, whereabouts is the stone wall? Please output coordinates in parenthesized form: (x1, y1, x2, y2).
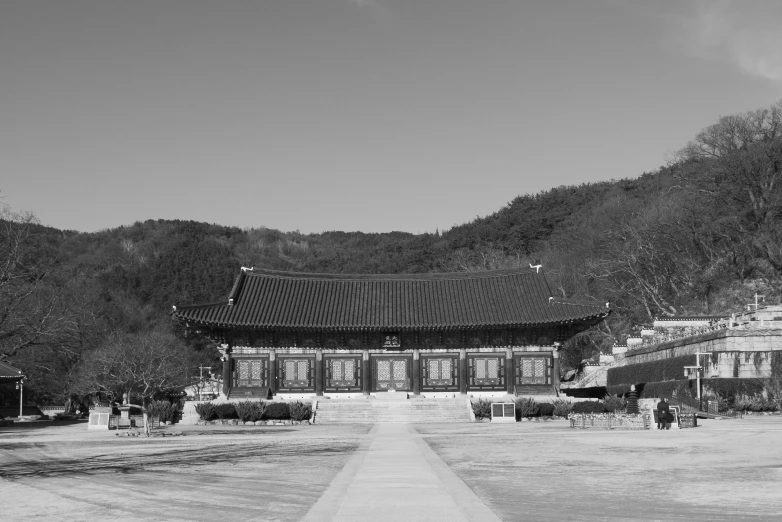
(617, 330, 780, 379)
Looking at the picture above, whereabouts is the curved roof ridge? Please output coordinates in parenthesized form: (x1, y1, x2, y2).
(0, 360, 24, 379)
(552, 297, 607, 307)
(241, 266, 538, 281)
(173, 300, 229, 310)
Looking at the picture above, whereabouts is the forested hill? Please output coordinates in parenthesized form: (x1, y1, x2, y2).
(2, 99, 781, 403)
(28, 177, 645, 313)
(43, 177, 650, 296)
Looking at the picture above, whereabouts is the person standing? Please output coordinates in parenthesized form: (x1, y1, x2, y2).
(656, 397, 670, 430)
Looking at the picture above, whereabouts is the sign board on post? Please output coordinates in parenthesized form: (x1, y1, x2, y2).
(88, 412, 112, 430)
(669, 406, 680, 430)
(491, 403, 517, 423)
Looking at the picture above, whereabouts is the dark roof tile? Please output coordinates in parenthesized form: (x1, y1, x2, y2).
(173, 267, 609, 331)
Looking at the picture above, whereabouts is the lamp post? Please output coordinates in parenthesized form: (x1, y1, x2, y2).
(16, 377, 24, 418)
(684, 352, 712, 410)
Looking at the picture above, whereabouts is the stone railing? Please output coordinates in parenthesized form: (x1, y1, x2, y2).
(568, 413, 650, 430)
(38, 406, 66, 417)
(643, 323, 728, 347)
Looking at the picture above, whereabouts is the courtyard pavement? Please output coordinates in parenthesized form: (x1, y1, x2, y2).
(2, 417, 782, 521)
(302, 423, 500, 521)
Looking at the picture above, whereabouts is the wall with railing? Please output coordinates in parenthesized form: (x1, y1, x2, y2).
(568, 413, 650, 429)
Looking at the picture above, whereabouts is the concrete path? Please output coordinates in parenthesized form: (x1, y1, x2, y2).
(302, 424, 501, 522)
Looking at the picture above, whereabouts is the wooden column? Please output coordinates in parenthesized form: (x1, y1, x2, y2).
(412, 349, 421, 395)
(552, 343, 561, 395)
(269, 349, 277, 397)
(362, 350, 370, 395)
(221, 350, 232, 397)
(459, 349, 467, 395)
(315, 349, 324, 396)
(506, 348, 514, 395)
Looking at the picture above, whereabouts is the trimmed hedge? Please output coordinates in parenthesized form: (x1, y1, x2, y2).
(606, 378, 766, 400)
(607, 355, 695, 386)
(571, 401, 606, 414)
(538, 403, 555, 417)
(263, 402, 291, 420)
(213, 403, 237, 419)
(702, 378, 765, 399)
(563, 386, 607, 399)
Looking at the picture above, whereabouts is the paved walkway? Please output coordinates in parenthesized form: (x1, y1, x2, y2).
(302, 424, 501, 522)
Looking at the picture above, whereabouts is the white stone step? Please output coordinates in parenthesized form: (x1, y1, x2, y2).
(314, 398, 471, 424)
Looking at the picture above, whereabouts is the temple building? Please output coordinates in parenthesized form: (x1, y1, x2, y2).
(172, 267, 609, 399)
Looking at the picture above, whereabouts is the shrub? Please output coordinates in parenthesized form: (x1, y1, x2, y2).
(147, 400, 177, 422)
(146, 400, 163, 419)
(552, 398, 573, 417)
(515, 397, 538, 418)
(247, 401, 266, 421)
(603, 394, 626, 413)
(703, 379, 765, 405)
(538, 403, 555, 416)
(289, 402, 312, 421)
(234, 400, 264, 422)
(263, 402, 290, 420)
(571, 401, 606, 414)
(472, 399, 492, 420)
(213, 403, 237, 420)
(161, 401, 178, 423)
(733, 395, 778, 412)
(194, 401, 215, 421)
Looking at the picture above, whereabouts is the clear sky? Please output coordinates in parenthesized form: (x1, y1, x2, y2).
(1, 1, 780, 234)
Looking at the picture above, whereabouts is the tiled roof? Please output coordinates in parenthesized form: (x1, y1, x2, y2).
(172, 267, 609, 331)
(0, 361, 23, 382)
(655, 316, 726, 321)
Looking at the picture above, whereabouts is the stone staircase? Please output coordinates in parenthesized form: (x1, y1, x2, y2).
(314, 396, 472, 424)
(514, 385, 558, 397)
(227, 387, 270, 400)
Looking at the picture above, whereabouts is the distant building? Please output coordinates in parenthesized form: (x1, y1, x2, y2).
(609, 304, 782, 386)
(653, 316, 726, 329)
(172, 267, 609, 399)
(0, 361, 24, 384)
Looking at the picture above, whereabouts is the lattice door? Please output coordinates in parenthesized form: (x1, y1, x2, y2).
(474, 358, 501, 384)
(235, 359, 266, 387)
(392, 359, 407, 389)
(283, 359, 311, 387)
(426, 358, 454, 386)
(519, 357, 547, 384)
(376, 360, 391, 389)
(329, 359, 357, 387)
(375, 359, 409, 390)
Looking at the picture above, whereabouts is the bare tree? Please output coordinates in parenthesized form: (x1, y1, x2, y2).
(76, 329, 191, 401)
(577, 193, 707, 321)
(678, 99, 782, 274)
(0, 206, 73, 359)
(445, 246, 526, 272)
